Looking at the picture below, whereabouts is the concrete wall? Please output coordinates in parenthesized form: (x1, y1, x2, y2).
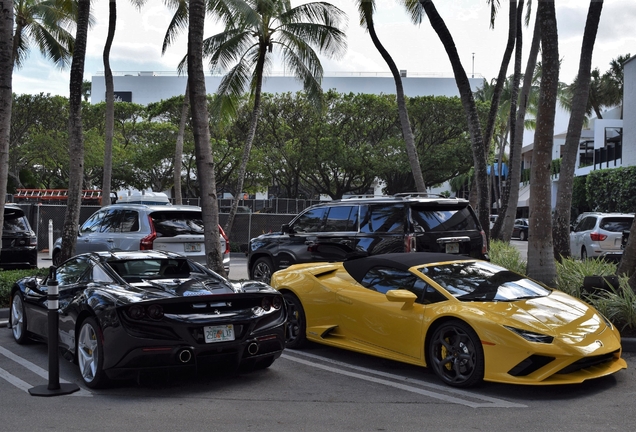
(623, 57, 636, 167)
(90, 73, 483, 105)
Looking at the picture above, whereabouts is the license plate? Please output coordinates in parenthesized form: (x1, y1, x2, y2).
(445, 242, 459, 254)
(185, 243, 202, 252)
(204, 325, 235, 343)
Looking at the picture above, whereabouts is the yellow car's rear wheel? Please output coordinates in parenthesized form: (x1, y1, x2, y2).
(283, 292, 306, 349)
(428, 320, 484, 388)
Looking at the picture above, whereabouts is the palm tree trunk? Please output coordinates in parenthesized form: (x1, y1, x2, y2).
(173, 81, 189, 205)
(483, 0, 518, 155)
(102, 0, 117, 207)
(419, 0, 490, 235)
(223, 47, 267, 235)
(0, 1, 14, 247)
(364, 10, 426, 193)
(496, 7, 540, 243)
(60, 0, 91, 262)
(527, 0, 558, 286)
(188, 0, 224, 275)
(491, 1, 525, 241)
(553, 1, 604, 261)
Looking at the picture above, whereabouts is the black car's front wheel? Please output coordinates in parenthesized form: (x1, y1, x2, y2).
(428, 320, 484, 388)
(77, 317, 109, 389)
(252, 257, 274, 284)
(10, 292, 29, 344)
(52, 250, 62, 266)
(283, 292, 306, 349)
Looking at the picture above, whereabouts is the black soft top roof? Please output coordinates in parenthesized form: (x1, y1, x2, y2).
(343, 252, 471, 285)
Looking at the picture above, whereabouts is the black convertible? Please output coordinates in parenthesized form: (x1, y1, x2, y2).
(9, 250, 286, 388)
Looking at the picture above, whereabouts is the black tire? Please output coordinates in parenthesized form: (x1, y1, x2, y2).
(52, 250, 62, 266)
(10, 292, 30, 344)
(252, 257, 274, 284)
(77, 317, 109, 389)
(519, 230, 526, 241)
(283, 292, 307, 349)
(581, 246, 588, 260)
(428, 320, 484, 388)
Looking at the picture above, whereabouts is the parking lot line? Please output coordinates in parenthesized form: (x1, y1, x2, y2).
(282, 351, 526, 409)
(0, 345, 92, 397)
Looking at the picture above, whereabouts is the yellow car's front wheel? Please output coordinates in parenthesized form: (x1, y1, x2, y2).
(428, 320, 484, 388)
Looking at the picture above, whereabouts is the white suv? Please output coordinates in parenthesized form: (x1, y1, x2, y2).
(52, 204, 230, 273)
(570, 212, 634, 261)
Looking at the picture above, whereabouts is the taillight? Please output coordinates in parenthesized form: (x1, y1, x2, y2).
(480, 230, 488, 255)
(219, 225, 230, 254)
(590, 232, 607, 242)
(140, 216, 156, 250)
(29, 236, 37, 246)
(405, 234, 416, 252)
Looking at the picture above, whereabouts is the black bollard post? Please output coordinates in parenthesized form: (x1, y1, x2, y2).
(29, 267, 80, 397)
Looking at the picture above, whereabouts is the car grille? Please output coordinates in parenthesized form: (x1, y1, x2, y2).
(556, 350, 619, 375)
(508, 355, 556, 377)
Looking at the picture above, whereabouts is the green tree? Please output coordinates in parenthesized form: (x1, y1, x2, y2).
(203, 0, 347, 233)
(12, 0, 76, 69)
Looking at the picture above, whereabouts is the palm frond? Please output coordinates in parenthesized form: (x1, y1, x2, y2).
(162, 0, 189, 54)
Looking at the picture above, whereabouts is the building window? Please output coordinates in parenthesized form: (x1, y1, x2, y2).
(578, 140, 594, 168)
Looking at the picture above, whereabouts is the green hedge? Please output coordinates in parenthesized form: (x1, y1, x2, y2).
(0, 268, 48, 308)
(586, 166, 636, 213)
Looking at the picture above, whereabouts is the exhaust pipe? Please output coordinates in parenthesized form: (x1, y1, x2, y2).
(178, 349, 192, 363)
(247, 342, 259, 356)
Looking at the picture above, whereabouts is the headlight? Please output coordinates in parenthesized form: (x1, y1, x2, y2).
(504, 326, 554, 344)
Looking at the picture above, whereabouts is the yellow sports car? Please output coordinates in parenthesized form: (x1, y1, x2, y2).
(271, 253, 626, 387)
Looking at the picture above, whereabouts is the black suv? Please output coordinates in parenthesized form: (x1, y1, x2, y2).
(1, 204, 37, 269)
(247, 194, 488, 283)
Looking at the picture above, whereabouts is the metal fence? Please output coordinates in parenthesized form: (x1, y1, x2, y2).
(13, 202, 301, 252)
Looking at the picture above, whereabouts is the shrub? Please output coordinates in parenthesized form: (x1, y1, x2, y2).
(587, 276, 636, 334)
(555, 257, 617, 297)
(489, 240, 526, 275)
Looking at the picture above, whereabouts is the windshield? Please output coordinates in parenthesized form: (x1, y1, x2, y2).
(418, 261, 550, 301)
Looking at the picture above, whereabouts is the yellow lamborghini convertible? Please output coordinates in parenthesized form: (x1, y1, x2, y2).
(271, 253, 627, 387)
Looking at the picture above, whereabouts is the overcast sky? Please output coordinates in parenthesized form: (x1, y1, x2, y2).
(11, 0, 636, 100)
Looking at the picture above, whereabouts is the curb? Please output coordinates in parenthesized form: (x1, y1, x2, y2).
(0, 307, 635, 353)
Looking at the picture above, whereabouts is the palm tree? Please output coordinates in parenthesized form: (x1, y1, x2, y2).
(12, 0, 76, 69)
(204, 0, 347, 234)
(418, 0, 490, 236)
(59, 0, 90, 263)
(187, 0, 224, 274)
(526, 0, 558, 286)
(0, 2, 15, 251)
(102, 0, 146, 207)
(552, 1, 604, 261)
(357, 0, 426, 193)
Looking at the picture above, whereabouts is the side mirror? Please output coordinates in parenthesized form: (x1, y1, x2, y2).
(25, 277, 48, 295)
(281, 224, 292, 234)
(385, 289, 417, 309)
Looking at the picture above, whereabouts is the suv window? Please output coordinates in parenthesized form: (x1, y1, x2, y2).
(150, 211, 204, 236)
(360, 204, 405, 233)
(412, 205, 478, 232)
(81, 211, 106, 233)
(324, 206, 358, 232)
(599, 217, 633, 232)
(3, 212, 30, 231)
(292, 207, 327, 233)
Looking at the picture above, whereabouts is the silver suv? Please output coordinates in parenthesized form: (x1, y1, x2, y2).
(52, 204, 230, 273)
(570, 212, 634, 261)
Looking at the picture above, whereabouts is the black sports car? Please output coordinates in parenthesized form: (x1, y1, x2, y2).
(9, 250, 286, 388)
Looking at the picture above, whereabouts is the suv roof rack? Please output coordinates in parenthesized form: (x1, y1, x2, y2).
(393, 192, 448, 198)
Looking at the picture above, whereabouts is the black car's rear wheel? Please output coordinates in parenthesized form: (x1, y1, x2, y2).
(252, 257, 274, 284)
(283, 292, 306, 349)
(428, 320, 484, 388)
(10, 292, 29, 344)
(52, 250, 62, 266)
(77, 317, 109, 389)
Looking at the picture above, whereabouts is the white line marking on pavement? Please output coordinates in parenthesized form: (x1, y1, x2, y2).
(0, 345, 92, 396)
(0, 366, 33, 393)
(282, 351, 526, 409)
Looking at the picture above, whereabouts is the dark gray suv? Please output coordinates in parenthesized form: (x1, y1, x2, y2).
(247, 194, 488, 283)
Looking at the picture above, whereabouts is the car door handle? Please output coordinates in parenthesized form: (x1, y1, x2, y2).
(106, 238, 114, 243)
(337, 294, 353, 304)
